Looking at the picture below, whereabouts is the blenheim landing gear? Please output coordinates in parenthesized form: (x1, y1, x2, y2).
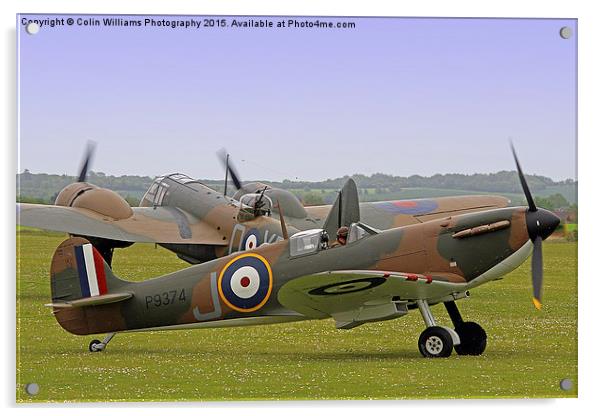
(415, 299, 487, 358)
(88, 332, 116, 352)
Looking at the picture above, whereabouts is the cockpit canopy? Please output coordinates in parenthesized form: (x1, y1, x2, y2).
(141, 173, 206, 206)
(237, 193, 274, 222)
(240, 193, 273, 213)
(347, 222, 369, 243)
(233, 182, 308, 219)
(288, 223, 375, 257)
(289, 229, 327, 257)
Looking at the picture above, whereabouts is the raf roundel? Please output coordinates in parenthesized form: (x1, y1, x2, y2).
(374, 199, 438, 215)
(308, 277, 387, 296)
(218, 253, 273, 312)
(242, 228, 261, 251)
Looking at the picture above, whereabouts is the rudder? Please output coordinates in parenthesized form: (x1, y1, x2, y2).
(50, 237, 125, 303)
(49, 237, 130, 335)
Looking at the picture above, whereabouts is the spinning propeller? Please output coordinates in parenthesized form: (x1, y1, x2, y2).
(217, 149, 243, 194)
(510, 144, 560, 309)
(77, 141, 96, 183)
(53, 141, 134, 267)
(55, 141, 98, 207)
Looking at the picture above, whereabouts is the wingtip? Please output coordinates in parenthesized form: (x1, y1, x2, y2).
(532, 298, 543, 310)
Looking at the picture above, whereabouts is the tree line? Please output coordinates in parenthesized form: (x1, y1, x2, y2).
(17, 169, 576, 210)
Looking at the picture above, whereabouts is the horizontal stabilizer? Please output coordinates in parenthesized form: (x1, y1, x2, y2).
(46, 292, 132, 308)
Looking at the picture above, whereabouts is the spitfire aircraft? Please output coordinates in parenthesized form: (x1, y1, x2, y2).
(20, 146, 560, 357)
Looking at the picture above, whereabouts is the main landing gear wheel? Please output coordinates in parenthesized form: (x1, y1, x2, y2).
(443, 301, 487, 356)
(454, 321, 487, 356)
(415, 299, 458, 358)
(418, 326, 454, 358)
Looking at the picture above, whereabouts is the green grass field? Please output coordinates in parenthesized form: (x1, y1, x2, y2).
(16, 228, 578, 402)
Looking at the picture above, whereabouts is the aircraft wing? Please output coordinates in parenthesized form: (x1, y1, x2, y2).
(17, 203, 228, 245)
(277, 270, 467, 328)
(303, 195, 510, 230)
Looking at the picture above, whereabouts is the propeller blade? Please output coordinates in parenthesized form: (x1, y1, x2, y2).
(77, 141, 96, 183)
(510, 143, 537, 212)
(531, 235, 543, 309)
(228, 164, 242, 190)
(217, 149, 242, 190)
(223, 153, 230, 196)
(509, 145, 558, 309)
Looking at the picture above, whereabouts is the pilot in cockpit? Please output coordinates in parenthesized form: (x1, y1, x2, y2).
(330, 226, 349, 248)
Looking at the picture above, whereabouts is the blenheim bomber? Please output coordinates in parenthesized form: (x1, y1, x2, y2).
(18, 145, 559, 358)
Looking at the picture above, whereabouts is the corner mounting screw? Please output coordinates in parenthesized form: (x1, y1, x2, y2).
(25, 22, 40, 35)
(559, 26, 572, 39)
(559, 378, 573, 391)
(25, 383, 40, 396)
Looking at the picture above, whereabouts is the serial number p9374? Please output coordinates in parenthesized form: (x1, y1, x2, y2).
(145, 289, 186, 309)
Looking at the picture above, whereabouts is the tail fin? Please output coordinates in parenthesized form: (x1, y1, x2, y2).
(49, 237, 131, 335)
(50, 237, 126, 302)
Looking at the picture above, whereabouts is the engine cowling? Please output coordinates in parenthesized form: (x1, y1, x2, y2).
(55, 182, 97, 207)
(54, 182, 134, 266)
(55, 183, 133, 220)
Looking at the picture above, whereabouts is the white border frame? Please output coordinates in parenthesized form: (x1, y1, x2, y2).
(4, 0, 598, 414)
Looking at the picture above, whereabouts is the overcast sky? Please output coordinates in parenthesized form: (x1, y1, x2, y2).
(18, 15, 576, 182)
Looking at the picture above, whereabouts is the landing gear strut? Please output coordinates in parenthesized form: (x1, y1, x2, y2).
(89, 332, 116, 352)
(444, 301, 487, 356)
(416, 299, 460, 358)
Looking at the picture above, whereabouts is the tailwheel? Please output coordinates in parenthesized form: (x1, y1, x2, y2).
(454, 321, 487, 356)
(89, 339, 104, 352)
(418, 326, 454, 358)
(88, 332, 115, 353)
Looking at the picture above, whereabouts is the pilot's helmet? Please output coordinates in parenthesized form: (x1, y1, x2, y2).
(337, 226, 349, 239)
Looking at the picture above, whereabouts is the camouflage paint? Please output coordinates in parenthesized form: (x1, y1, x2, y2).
(49, 206, 532, 335)
(19, 174, 509, 266)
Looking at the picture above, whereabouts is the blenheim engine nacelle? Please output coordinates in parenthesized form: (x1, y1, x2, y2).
(55, 182, 133, 220)
(53, 144, 134, 265)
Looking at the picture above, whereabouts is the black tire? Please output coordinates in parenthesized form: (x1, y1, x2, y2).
(418, 326, 454, 358)
(89, 339, 103, 353)
(454, 321, 487, 356)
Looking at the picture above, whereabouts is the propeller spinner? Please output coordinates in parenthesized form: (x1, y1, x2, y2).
(510, 144, 560, 309)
